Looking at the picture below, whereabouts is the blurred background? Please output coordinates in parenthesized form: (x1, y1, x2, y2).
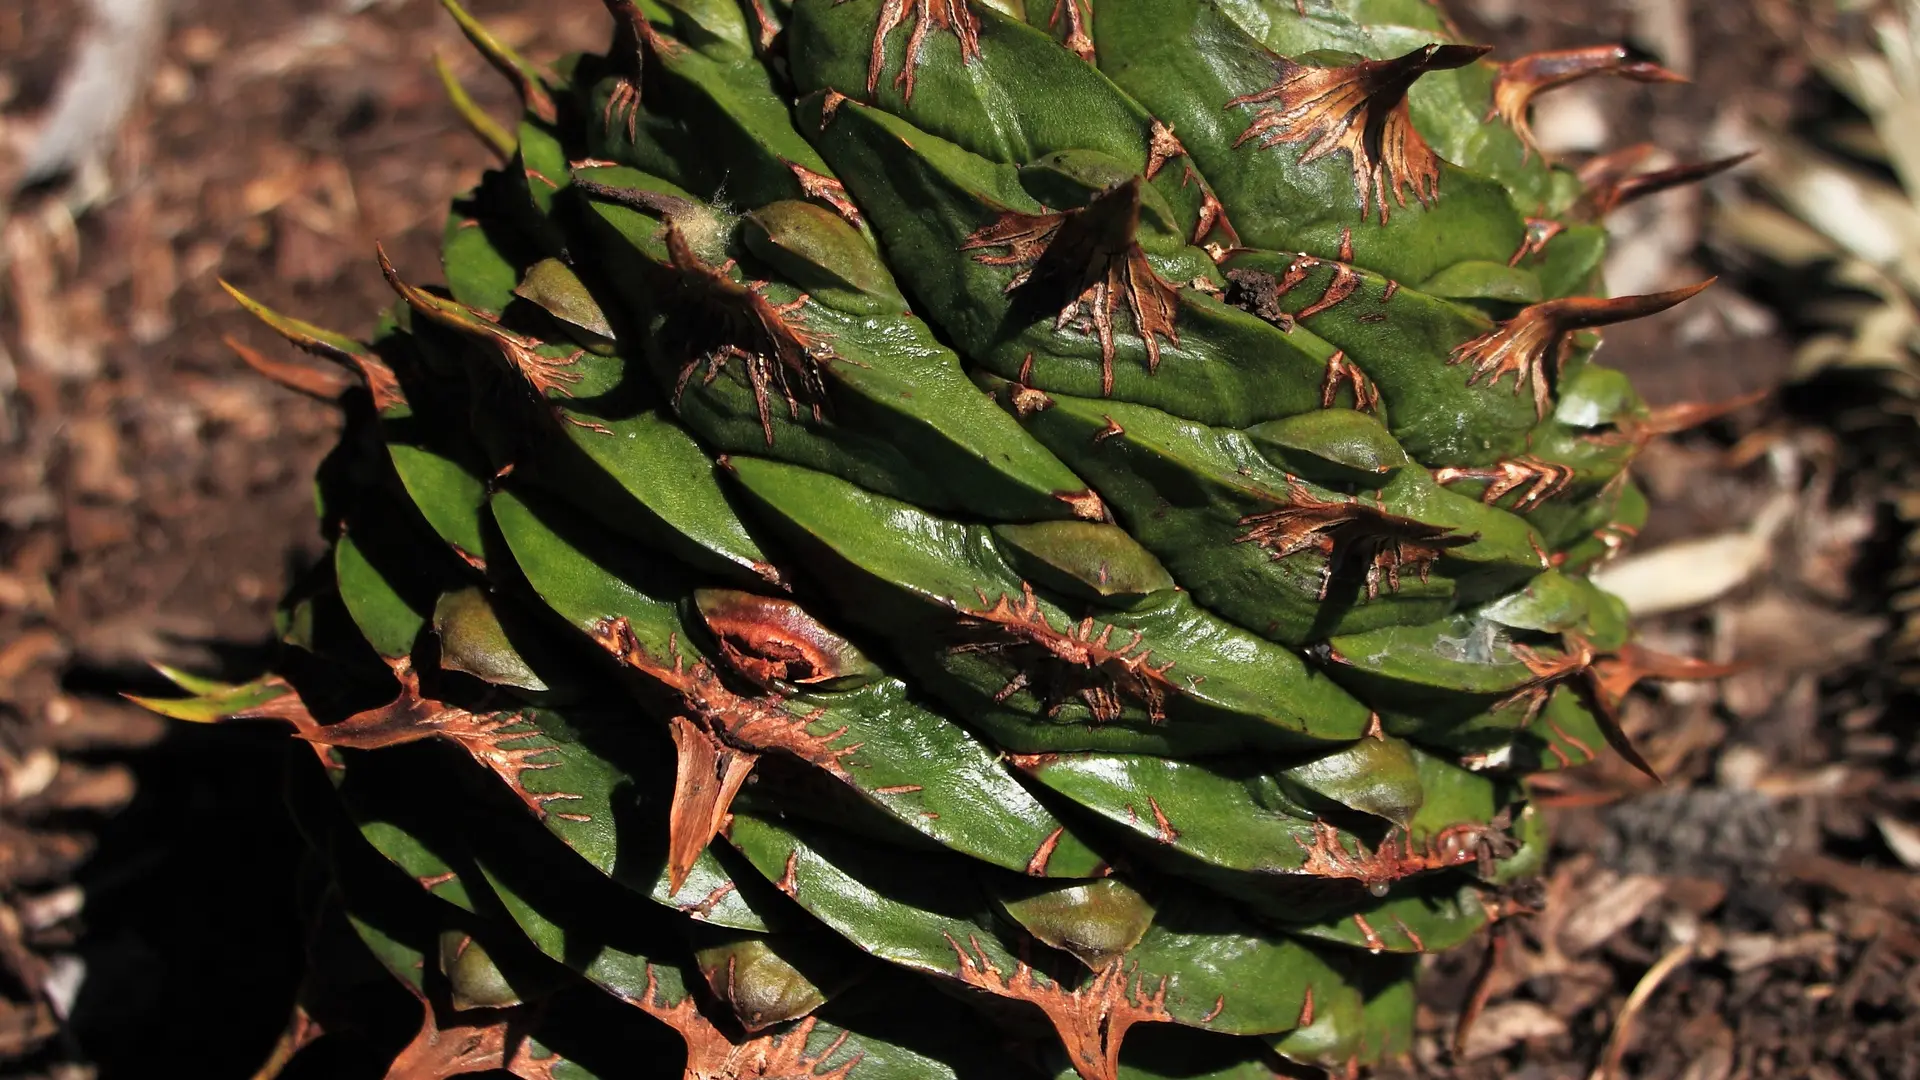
(0, 0, 1914, 1076)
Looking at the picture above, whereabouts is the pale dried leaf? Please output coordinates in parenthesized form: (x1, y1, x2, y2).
(40, 955, 85, 1021)
(1629, 0, 1694, 75)
(1459, 999, 1567, 1061)
(1596, 489, 1795, 616)
(1, 751, 58, 804)
(1719, 593, 1884, 673)
(17, 887, 84, 934)
(1559, 873, 1668, 957)
(17, 0, 166, 185)
(1875, 815, 1920, 869)
(1744, 125, 1920, 293)
(64, 418, 137, 503)
(1710, 201, 1842, 268)
(1751, 763, 1856, 798)
(1719, 930, 1839, 973)
(1677, 1023, 1735, 1080)
(1530, 89, 1610, 155)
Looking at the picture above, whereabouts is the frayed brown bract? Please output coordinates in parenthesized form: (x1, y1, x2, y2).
(384, 976, 561, 1080)
(663, 227, 837, 448)
(297, 658, 579, 822)
(1048, 0, 1094, 61)
(1293, 818, 1512, 889)
(962, 179, 1181, 396)
(377, 245, 586, 404)
(945, 936, 1170, 1080)
(629, 966, 859, 1080)
(589, 618, 856, 894)
(1230, 45, 1489, 223)
(1236, 478, 1473, 600)
(952, 581, 1180, 723)
(1497, 636, 1742, 782)
(1433, 455, 1575, 511)
(863, 0, 980, 100)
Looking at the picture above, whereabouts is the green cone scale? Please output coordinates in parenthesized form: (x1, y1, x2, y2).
(143, 1, 1750, 1076)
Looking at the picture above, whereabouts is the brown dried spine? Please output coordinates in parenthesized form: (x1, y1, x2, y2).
(1143, 119, 1186, 181)
(1582, 391, 1768, 458)
(451, 0, 557, 126)
(1320, 350, 1381, 413)
(1507, 217, 1566, 267)
(219, 281, 407, 410)
(223, 335, 358, 402)
(1447, 281, 1713, 419)
(1573, 144, 1754, 219)
(1488, 46, 1683, 158)
(1497, 636, 1740, 781)
(1146, 126, 1240, 249)
(599, 0, 681, 143)
(1184, 170, 1240, 248)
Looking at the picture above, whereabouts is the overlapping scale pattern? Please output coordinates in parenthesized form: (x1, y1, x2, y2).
(140, 0, 1746, 1075)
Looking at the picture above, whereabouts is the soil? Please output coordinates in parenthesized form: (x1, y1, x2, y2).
(0, 1, 606, 1075)
(0, 0, 1914, 1078)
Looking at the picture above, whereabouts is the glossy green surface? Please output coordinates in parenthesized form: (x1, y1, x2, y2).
(138, 0, 1718, 1074)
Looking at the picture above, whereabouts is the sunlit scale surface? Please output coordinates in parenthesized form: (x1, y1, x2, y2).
(140, 0, 1752, 1076)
